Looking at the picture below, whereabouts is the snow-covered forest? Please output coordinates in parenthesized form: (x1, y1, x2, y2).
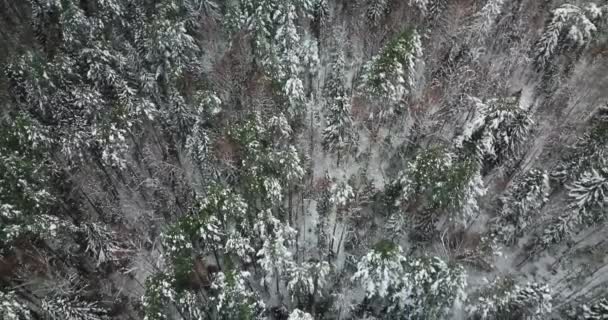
(1, 0, 608, 319)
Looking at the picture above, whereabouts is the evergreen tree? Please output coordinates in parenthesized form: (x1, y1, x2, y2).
(0, 114, 73, 248)
(185, 91, 222, 170)
(209, 271, 266, 319)
(391, 145, 486, 228)
(226, 0, 318, 116)
(409, 0, 430, 14)
(491, 169, 550, 245)
(287, 260, 331, 310)
(457, 96, 533, 169)
(256, 209, 297, 299)
(365, 0, 389, 26)
(352, 241, 408, 300)
(534, 2, 608, 70)
(0, 290, 31, 320)
(8, 0, 204, 168)
(160, 184, 251, 285)
(392, 257, 466, 319)
(567, 164, 608, 222)
(288, 309, 315, 320)
(472, 0, 506, 41)
(142, 273, 205, 320)
(467, 278, 552, 320)
(540, 161, 608, 246)
(579, 298, 608, 320)
(323, 51, 357, 165)
(231, 113, 304, 208)
(352, 241, 466, 319)
(358, 29, 424, 120)
(552, 105, 608, 183)
(41, 295, 107, 320)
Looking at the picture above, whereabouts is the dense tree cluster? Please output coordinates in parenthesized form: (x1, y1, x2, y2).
(1, 0, 608, 319)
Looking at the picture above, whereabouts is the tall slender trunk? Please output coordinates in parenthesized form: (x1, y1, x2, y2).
(213, 248, 222, 271)
(275, 267, 282, 303)
(337, 149, 341, 167)
(335, 223, 347, 260)
(310, 109, 315, 190)
(328, 212, 339, 261)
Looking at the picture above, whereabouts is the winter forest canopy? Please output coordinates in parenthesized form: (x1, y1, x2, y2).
(1, 0, 608, 319)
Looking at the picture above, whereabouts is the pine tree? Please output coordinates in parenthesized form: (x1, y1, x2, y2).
(83, 222, 127, 267)
(473, 0, 506, 40)
(579, 298, 608, 319)
(457, 96, 533, 169)
(184, 0, 221, 20)
(567, 165, 608, 222)
(534, 3, 608, 70)
(352, 240, 408, 299)
(353, 242, 466, 319)
(231, 113, 304, 208)
(209, 271, 266, 319)
(186, 91, 221, 171)
(255, 209, 297, 298)
(322, 51, 357, 165)
(365, 0, 389, 26)
(540, 161, 608, 246)
(159, 185, 251, 285)
(41, 296, 107, 320)
(0, 290, 31, 320)
(0, 114, 74, 249)
(142, 274, 183, 320)
(491, 169, 550, 245)
(509, 283, 552, 319)
(7, 0, 204, 168)
(313, 0, 330, 32)
(287, 260, 331, 308)
(226, 0, 318, 116)
(359, 29, 424, 120)
(390, 257, 466, 319)
(467, 278, 552, 320)
(552, 105, 608, 183)
(409, 0, 430, 14)
(538, 211, 578, 247)
(391, 145, 486, 227)
(288, 309, 315, 320)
